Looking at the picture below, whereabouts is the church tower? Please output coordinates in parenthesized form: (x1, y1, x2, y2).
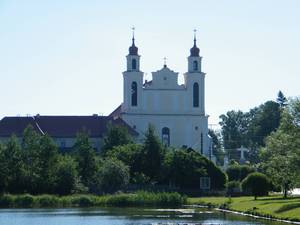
(122, 30, 144, 113)
(184, 32, 205, 115)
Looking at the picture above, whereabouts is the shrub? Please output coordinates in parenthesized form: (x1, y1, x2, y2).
(0, 195, 15, 207)
(37, 195, 60, 207)
(95, 158, 130, 194)
(226, 165, 255, 181)
(241, 172, 270, 200)
(226, 181, 242, 196)
(14, 194, 35, 207)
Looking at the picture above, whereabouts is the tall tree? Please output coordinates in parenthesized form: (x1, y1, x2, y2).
(73, 132, 98, 188)
(208, 129, 224, 165)
(277, 90, 288, 108)
(219, 110, 248, 160)
(142, 125, 165, 181)
(3, 135, 25, 193)
(102, 123, 133, 155)
(21, 125, 41, 193)
(261, 98, 300, 198)
(37, 134, 59, 193)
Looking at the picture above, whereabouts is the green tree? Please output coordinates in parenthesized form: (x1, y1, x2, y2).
(226, 164, 255, 181)
(0, 142, 7, 193)
(142, 125, 165, 181)
(219, 110, 248, 160)
(106, 143, 144, 181)
(95, 158, 130, 193)
(37, 134, 59, 193)
(261, 98, 300, 198)
(102, 123, 133, 155)
(208, 129, 224, 165)
(21, 125, 42, 193)
(4, 135, 26, 193)
(162, 148, 227, 189)
(73, 132, 98, 188)
(54, 155, 78, 195)
(241, 172, 270, 200)
(277, 90, 288, 108)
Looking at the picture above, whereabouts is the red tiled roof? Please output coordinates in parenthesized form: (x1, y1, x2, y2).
(0, 115, 138, 138)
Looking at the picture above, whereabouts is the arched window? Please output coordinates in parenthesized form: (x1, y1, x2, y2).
(193, 82, 199, 107)
(132, 59, 137, 70)
(162, 127, 170, 146)
(131, 82, 137, 106)
(193, 60, 198, 71)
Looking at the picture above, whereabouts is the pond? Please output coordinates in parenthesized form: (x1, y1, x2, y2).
(0, 207, 288, 225)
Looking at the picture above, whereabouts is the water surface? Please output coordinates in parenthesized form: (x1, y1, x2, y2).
(0, 207, 288, 225)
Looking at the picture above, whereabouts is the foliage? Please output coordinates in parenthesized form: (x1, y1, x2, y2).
(102, 123, 133, 155)
(95, 158, 130, 194)
(2, 135, 25, 193)
(219, 99, 281, 163)
(0, 192, 186, 208)
(260, 98, 300, 198)
(141, 125, 165, 180)
(162, 148, 227, 189)
(226, 164, 255, 181)
(54, 155, 78, 195)
(106, 143, 144, 181)
(73, 131, 98, 188)
(208, 129, 224, 165)
(226, 181, 241, 196)
(277, 90, 288, 108)
(241, 172, 270, 199)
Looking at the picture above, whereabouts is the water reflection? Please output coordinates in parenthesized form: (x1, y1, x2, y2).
(0, 207, 288, 225)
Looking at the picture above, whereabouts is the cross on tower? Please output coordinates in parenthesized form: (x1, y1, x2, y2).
(163, 57, 167, 67)
(193, 29, 197, 39)
(132, 26, 135, 38)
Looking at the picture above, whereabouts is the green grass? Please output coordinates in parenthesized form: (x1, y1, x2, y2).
(188, 195, 300, 222)
(0, 191, 187, 208)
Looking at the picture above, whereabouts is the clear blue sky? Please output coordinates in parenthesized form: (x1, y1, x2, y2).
(1, 0, 299, 125)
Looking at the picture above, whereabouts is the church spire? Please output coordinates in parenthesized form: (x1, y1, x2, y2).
(190, 29, 200, 57)
(129, 27, 138, 55)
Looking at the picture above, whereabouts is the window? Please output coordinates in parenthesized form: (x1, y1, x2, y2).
(132, 59, 137, 70)
(131, 81, 137, 106)
(193, 60, 198, 71)
(162, 127, 170, 146)
(193, 82, 199, 107)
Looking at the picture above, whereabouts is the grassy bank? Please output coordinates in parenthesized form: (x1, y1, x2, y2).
(0, 191, 186, 208)
(188, 195, 300, 222)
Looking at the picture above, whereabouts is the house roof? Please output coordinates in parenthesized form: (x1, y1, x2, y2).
(0, 115, 138, 138)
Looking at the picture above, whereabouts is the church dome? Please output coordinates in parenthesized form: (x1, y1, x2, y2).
(190, 38, 200, 57)
(129, 38, 138, 55)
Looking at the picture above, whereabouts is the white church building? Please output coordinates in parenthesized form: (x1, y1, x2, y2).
(0, 32, 214, 161)
(111, 34, 214, 160)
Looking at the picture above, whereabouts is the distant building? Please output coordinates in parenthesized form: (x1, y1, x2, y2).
(0, 32, 214, 160)
(0, 115, 137, 151)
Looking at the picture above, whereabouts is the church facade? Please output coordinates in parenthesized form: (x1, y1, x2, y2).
(112, 35, 213, 159)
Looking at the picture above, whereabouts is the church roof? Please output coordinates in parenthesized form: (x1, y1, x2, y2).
(190, 38, 200, 57)
(0, 115, 138, 138)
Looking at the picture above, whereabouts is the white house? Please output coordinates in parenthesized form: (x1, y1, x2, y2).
(111, 34, 214, 160)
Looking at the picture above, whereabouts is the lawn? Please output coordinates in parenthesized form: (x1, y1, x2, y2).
(188, 195, 300, 222)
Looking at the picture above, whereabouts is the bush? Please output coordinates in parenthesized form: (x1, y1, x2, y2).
(95, 158, 130, 194)
(242, 172, 270, 199)
(37, 195, 60, 207)
(0, 195, 15, 207)
(226, 181, 242, 196)
(14, 194, 35, 207)
(226, 165, 255, 181)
